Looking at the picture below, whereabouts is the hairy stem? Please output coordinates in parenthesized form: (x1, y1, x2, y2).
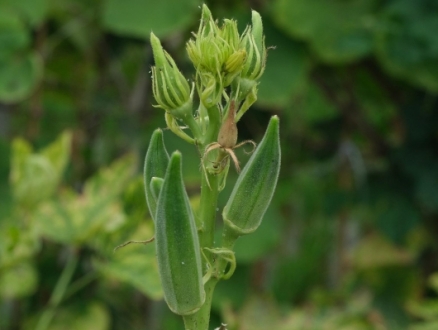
(204, 105, 221, 145)
(183, 279, 218, 330)
(183, 225, 239, 330)
(184, 170, 219, 330)
(184, 113, 202, 141)
(198, 171, 219, 267)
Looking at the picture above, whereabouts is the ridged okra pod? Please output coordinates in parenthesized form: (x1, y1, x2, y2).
(155, 151, 205, 315)
(150, 177, 164, 201)
(223, 116, 281, 235)
(144, 129, 169, 222)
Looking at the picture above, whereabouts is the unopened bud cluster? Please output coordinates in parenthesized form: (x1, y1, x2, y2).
(151, 4, 266, 123)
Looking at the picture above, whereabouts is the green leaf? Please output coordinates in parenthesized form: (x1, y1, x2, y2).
(11, 154, 54, 207)
(103, 0, 199, 39)
(35, 188, 126, 245)
(407, 299, 438, 321)
(96, 224, 163, 300)
(223, 295, 282, 330)
(46, 302, 110, 330)
(287, 82, 338, 129)
(272, 0, 375, 63)
(0, 262, 38, 298)
(84, 153, 138, 199)
(0, 8, 30, 56)
(0, 7, 43, 103)
(375, 0, 438, 92)
(10, 131, 71, 209)
(257, 21, 311, 107)
(410, 321, 438, 330)
(429, 273, 438, 293)
(349, 233, 413, 270)
(0, 51, 42, 103)
(223, 292, 377, 330)
(10, 137, 32, 174)
(35, 154, 136, 245)
(0, 225, 40, 269)
(0, 0, 48, 26)
(40, 130, 72, 180)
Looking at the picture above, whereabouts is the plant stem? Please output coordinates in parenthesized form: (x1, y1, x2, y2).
(183, 103, 228, 329)
(184, 113, 202, 141)
(35, 248, 79, 330)
(221, 225, 239, 251)
(183, 279, 218, 330)
(185, 193, 242, 330)
(198, 171, 219, 257)
(204, 105, 221, 145)
(185, 169, 219, 330)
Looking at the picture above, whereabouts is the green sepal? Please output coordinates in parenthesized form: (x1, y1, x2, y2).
(155, 151, 205, 315)
(150, 33, 192, 117)
(144, 129, 169, 223)
(222, 116, 281, 236)
(150, 177, 164, 202)
(203, 248, 236, 280)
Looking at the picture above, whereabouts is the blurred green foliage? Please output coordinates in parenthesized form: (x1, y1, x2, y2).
(0, 0, 438, 329)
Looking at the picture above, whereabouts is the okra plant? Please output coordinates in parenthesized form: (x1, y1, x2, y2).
(145, 5, 280, 329)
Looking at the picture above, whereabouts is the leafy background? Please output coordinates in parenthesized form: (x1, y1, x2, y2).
(1, 0, 438, 329)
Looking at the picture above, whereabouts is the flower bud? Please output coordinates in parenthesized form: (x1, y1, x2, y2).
(198, 72, 222, 108)
(150, 33, 193, 120)
(186, 5, 223, 75)
(186, 6, 248, 96)
(220, 19, 240, 60)
(155, 151, 205, 315)
(240, 10, 266, 81)
(144, 129, 169, 223)
(222, 116, 281, 235)
(224, 49, 246, 86)
(224, 50, 246, 74)
(199, 4, 215, 36)
(186, 7, 225, 108)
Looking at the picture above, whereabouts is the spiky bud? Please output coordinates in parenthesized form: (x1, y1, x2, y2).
(150, 33, 193, 120)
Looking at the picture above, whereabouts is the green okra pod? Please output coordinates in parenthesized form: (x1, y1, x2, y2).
(144, 129, 169, 222)
(155, 151, 205, 315)
(150, 177, 164, 201)
(223, 116, 281, 235)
